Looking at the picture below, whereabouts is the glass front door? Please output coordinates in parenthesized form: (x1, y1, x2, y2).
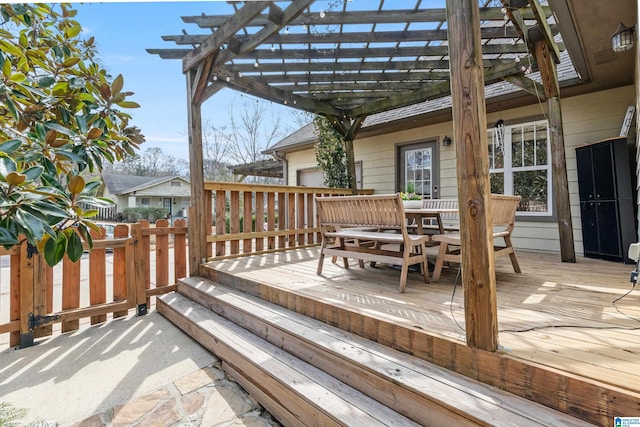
(163, 197, 172, 216)
(398, 140, 439, 199)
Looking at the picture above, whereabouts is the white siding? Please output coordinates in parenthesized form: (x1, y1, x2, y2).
(285, 85, 637, 255)
(133, 179, 191, 197)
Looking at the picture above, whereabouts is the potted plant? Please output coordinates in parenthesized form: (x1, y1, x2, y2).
(400, 183, 422, 209)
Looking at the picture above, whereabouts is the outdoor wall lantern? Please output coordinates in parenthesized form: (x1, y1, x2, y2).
(611, 22, 635, 52)
(443, 135, 452, 147)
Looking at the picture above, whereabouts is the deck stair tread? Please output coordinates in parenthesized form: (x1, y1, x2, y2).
(158, 291, 419, 427)
(163, 276, 592, 427)
(171, 277, 596, 426)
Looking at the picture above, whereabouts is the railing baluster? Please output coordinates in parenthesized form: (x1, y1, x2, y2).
(243, 191, 253, 253)
(230, 190, 240, 254)
(256, 191, 265, 252)
(215, 190, 226, 257)
(267, 192, 276, 250)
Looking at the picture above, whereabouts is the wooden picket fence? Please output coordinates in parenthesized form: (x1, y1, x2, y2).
(0, 218, 188, 349)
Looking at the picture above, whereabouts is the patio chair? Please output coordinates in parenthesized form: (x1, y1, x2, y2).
(431, 194, 522, 282)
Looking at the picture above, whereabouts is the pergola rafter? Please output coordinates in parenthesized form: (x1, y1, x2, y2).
(148, 0, 575, 352)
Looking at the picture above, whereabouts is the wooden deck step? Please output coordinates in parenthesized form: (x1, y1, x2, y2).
(167, 276, 592, 427)
(157, 291, 419, 427)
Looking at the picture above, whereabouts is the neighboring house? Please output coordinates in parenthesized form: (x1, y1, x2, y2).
(266, 41, 638, 259)
(101, 174, 191, 219)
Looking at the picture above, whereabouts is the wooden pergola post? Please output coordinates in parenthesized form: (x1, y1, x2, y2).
(186, 69, 207, 275)
(533, 40, 576, 263)
(503, 0, 575, 263)
(447, 0, 498, 351)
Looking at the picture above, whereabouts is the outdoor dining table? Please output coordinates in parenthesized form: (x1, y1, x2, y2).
(404, 208, 459, 236)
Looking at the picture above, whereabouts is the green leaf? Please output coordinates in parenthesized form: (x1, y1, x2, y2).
(67, 231, 83, 262)
(83, 180, 101, 193)
(35, 122, 46, 142)
(0, 139, 22, 154)
(0, 227, 19, 246)
(5, 97, 18, 121)
(78, 93, 96, 104)
(15, 208, 45, 242)
(65, 23, 81, 39)
(44, 122, 75, 136)
(23, 165, 43, 181)
(117, 101, 140, 109)
(38, 76, 55, 88)
(77, 196, 114, 208)
(9, 72, 26, 82)
(76, 114, 87, 134)
(55, 149, 84, 164)
(2, 157, 17, 172)
(2, 57, 10, 78)
(18, 32, 27, 48)
(0, 40, 23, 57)
(61, 57, 80, 68)
(81, 209, 99, 218)
(112, 74, 123, 94)
(76, 223, 92, 249)
(44, 232, 66, 266)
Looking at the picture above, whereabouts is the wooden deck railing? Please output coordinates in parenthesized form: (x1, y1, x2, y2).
(204, 182, 373, 261)
(0, 219, 188, 349)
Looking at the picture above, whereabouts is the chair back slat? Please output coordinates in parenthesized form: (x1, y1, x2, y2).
(490, 194, 521, 228)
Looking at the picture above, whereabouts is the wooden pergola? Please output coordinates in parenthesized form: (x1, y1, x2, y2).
(148, 0, 575, 352)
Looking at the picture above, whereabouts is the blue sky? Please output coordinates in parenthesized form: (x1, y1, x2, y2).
(74, 1, 299, 160)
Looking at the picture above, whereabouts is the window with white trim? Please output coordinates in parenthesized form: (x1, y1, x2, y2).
(488, 120, 552, 216)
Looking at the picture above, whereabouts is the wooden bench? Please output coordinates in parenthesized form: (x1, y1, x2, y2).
(431, 194, 522, 281)
(315, 193, 431, 293)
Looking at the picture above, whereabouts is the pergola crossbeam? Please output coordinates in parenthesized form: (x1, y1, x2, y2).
(181, 7, 552, 28)
(211, 65, 342, 117)
(153, 41, 554, 58)
(166, 25, 559, 48)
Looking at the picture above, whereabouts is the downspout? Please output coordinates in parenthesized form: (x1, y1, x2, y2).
(274, 151, 288, 185)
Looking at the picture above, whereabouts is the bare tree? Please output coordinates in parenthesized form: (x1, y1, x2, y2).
(225, 99, 285, 166)
(107, 147, 188, 177)
(288, 109, 313, 129)
(202, 98, 289, 183)
(202, 119, 233, 181)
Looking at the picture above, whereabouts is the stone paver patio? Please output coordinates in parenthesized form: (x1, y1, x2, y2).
(74, 362, 281, 427)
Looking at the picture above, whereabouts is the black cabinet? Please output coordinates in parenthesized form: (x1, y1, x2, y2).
(576, 137, 636, 263)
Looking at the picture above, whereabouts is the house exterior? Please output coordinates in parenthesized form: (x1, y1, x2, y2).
(258, 1, 639, 262)
(267, 85, 638, 258)
(101, 174, 191, 219)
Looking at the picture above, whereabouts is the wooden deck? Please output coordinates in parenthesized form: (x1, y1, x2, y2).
(205, 247, 640, 397)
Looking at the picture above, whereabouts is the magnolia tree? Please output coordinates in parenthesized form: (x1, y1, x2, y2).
(0, 4, 144, 265)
